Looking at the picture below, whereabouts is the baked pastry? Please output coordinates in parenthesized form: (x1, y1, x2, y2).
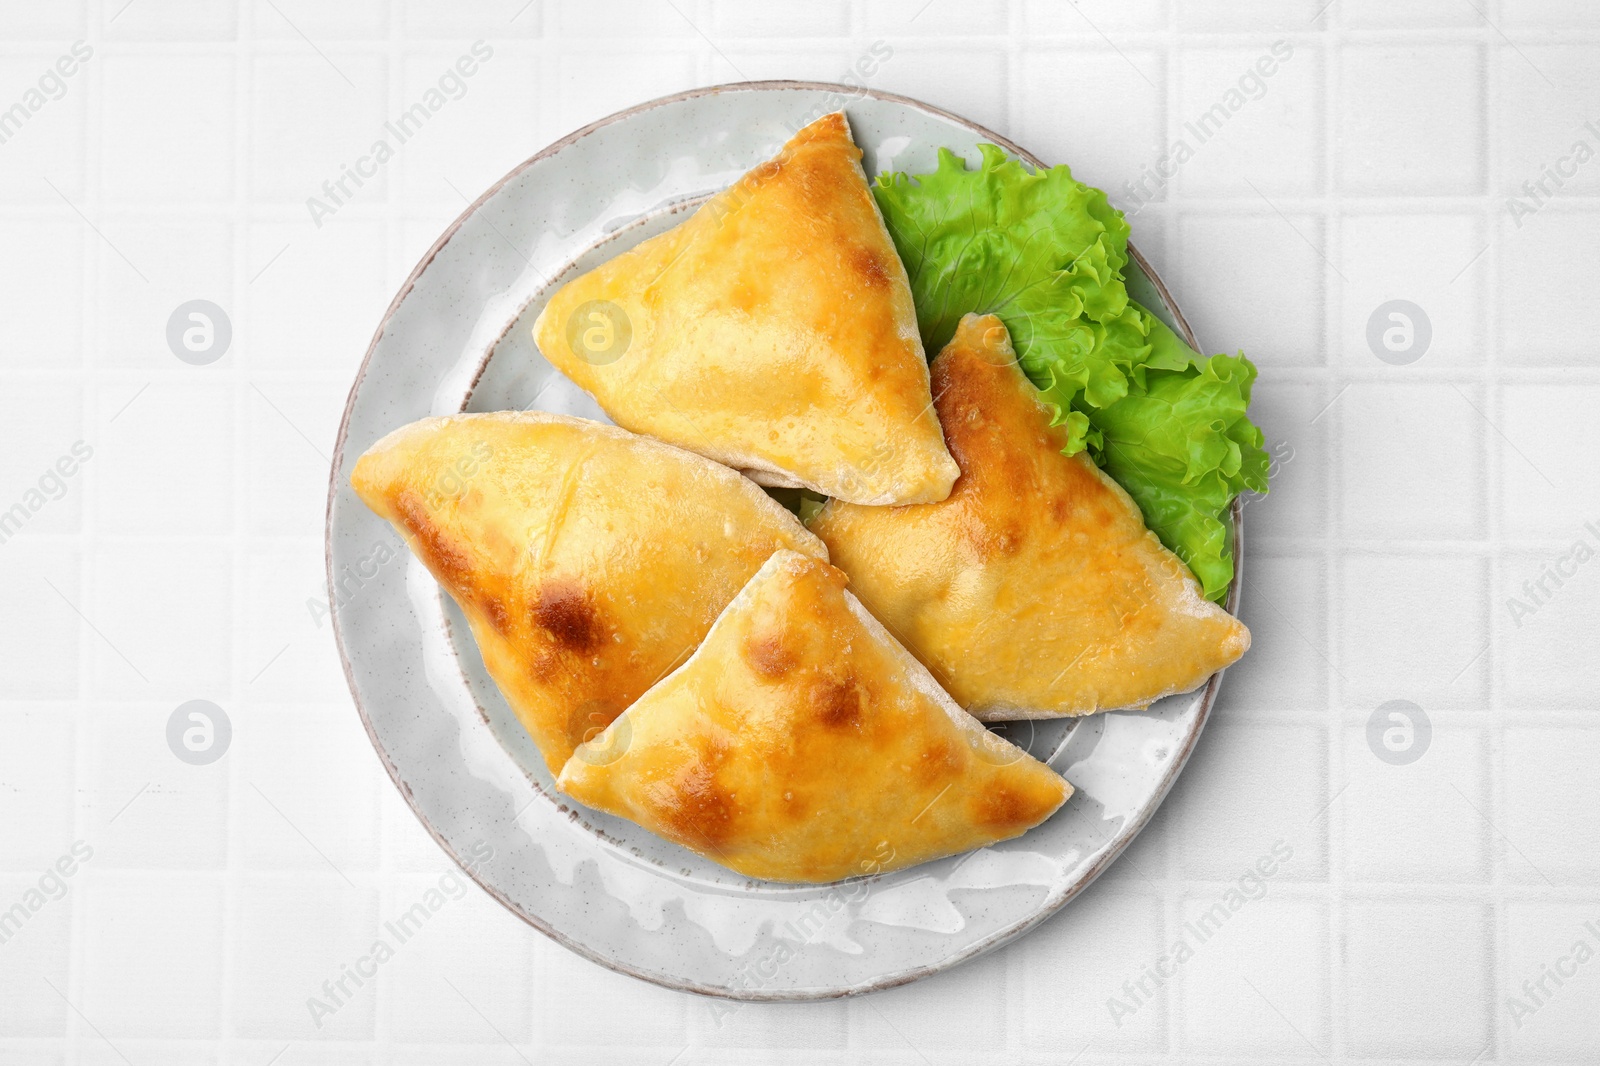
(557, 550, 1072, 882)
(808, 314, 1250, 719)
(350, 411, 828, 772)
(532, 111, 959, 506)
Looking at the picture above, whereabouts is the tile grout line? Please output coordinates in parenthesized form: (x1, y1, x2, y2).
(1318, 10, 1345, 1060)
(1159, 4, 1181, 1056)
(1481, 13, 1507, 1059)
(67, 3, 108, 1062)
(223, 0, 251, 1055)
(376, 0, 401, 1056)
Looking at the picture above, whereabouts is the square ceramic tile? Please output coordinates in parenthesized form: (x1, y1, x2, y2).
(538, 940, 687, 1047)
(386, 1051, 533, 1066)
(1342, 897, 1493, 1058)
(91, 216, 234, 369)
(397, 46, 540, 205)
(0, 709, 77, 870)
(0, 381, 85, 535)
(80, 873, 225, 1038)
(865, 0, 1012, 36)
(1177, 895, 1329, 1057)
(1337, 45, 1485, 195)
(230, 874, 381, 1039)
(1337, 213, 1484, 366)
(81, 703, 229, 870)
(1017, 48, 1166, 199)
(1494, 46, 1600, 199)
(92, 378, 234, 536)
(244, 378, 345, 538)
(243, 218, 391, 376)
(1340, 725, 1489, 882)
(875, 47, 1009, 138)
(251, 0, 388, 39)
(857, 947, 1008, 1052)
(687, 996, 848, 1051)
(0, 49, 90, 204)
(236, 704, 382, 873)
(553, 50, 699, 134)
(1175, 0, 1323, 30)
(1336, 383, 1487, 540)
(1018, 888, 1168, 1051)
(714, 46, 869, 89)
(404, 0, 541, 36)
(103, 0, 237, 39)
(1503, 900, 1600, 1059)
(1497, 548, 1600, 706)
(86, 540, 232, 699)
(243, 546, 363, 704)
(1170, 719, 1328, 882)
(0, 871, 74, 1036)
(1338, 552, 1489, 710)
(0, 219, 83, 364)
(546, 0, 695, 37)
(709, 0, 848, 37)
(1499, 383, 1600, 534)
(1174, 212, 1327, 365)
(250, 54, 389, 204)
(1021, 0, 1166, 32)
(99, 54, 234, 203)
(0, 1, 86, 37)
(1499, 207, 1600, 365)
(1173, 43, 1321, 197)
(1339, 0, 1480, 26)
(1502, 726, 1600, 885)
(382, 882, 535, 1043)
(1241, 379, 1328, 540)
(1501, 0, 1600, 26)
(0, 546, 82, 700)
(1223, 552, 1328, 716)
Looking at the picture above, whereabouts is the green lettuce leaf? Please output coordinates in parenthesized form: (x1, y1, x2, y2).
(872, 144, 1268, 602)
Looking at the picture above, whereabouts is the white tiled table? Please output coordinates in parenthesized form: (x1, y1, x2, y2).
(2, 2, 1597, 1063)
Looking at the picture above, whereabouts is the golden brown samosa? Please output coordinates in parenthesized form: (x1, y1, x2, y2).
(532, 111, 958, 506)
(350, 412, 828, 772)
(809, 314, 1250, 719)
(558, 550, 1072, 883)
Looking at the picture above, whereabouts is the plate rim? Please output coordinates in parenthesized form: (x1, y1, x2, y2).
(324, 78, 1245, 1001)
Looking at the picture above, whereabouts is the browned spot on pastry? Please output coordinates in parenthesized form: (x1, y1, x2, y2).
(812, 673, 863, 729)
(849, 245, 891, 288)
(533, 581, 601, 652)
(393, 489, 474, 589)
(651, 747, 737, 850)
(744, 633, 798, 680)
(913, 736, 966, 787)
(973, 781, 1044, 830)
(481, 595, 510, 634)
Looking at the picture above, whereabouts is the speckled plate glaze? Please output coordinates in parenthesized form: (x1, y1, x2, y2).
(326, 81, 1245, 1000)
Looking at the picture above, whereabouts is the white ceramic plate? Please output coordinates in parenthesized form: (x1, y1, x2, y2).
(326, 81, 1244, 1000)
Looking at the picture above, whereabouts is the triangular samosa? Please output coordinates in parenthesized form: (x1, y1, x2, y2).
(532, 111, 959, 506)
(558, 549, 1071, 883)
(350, 412, 828, 773)
(808, 314, 1250, 719)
